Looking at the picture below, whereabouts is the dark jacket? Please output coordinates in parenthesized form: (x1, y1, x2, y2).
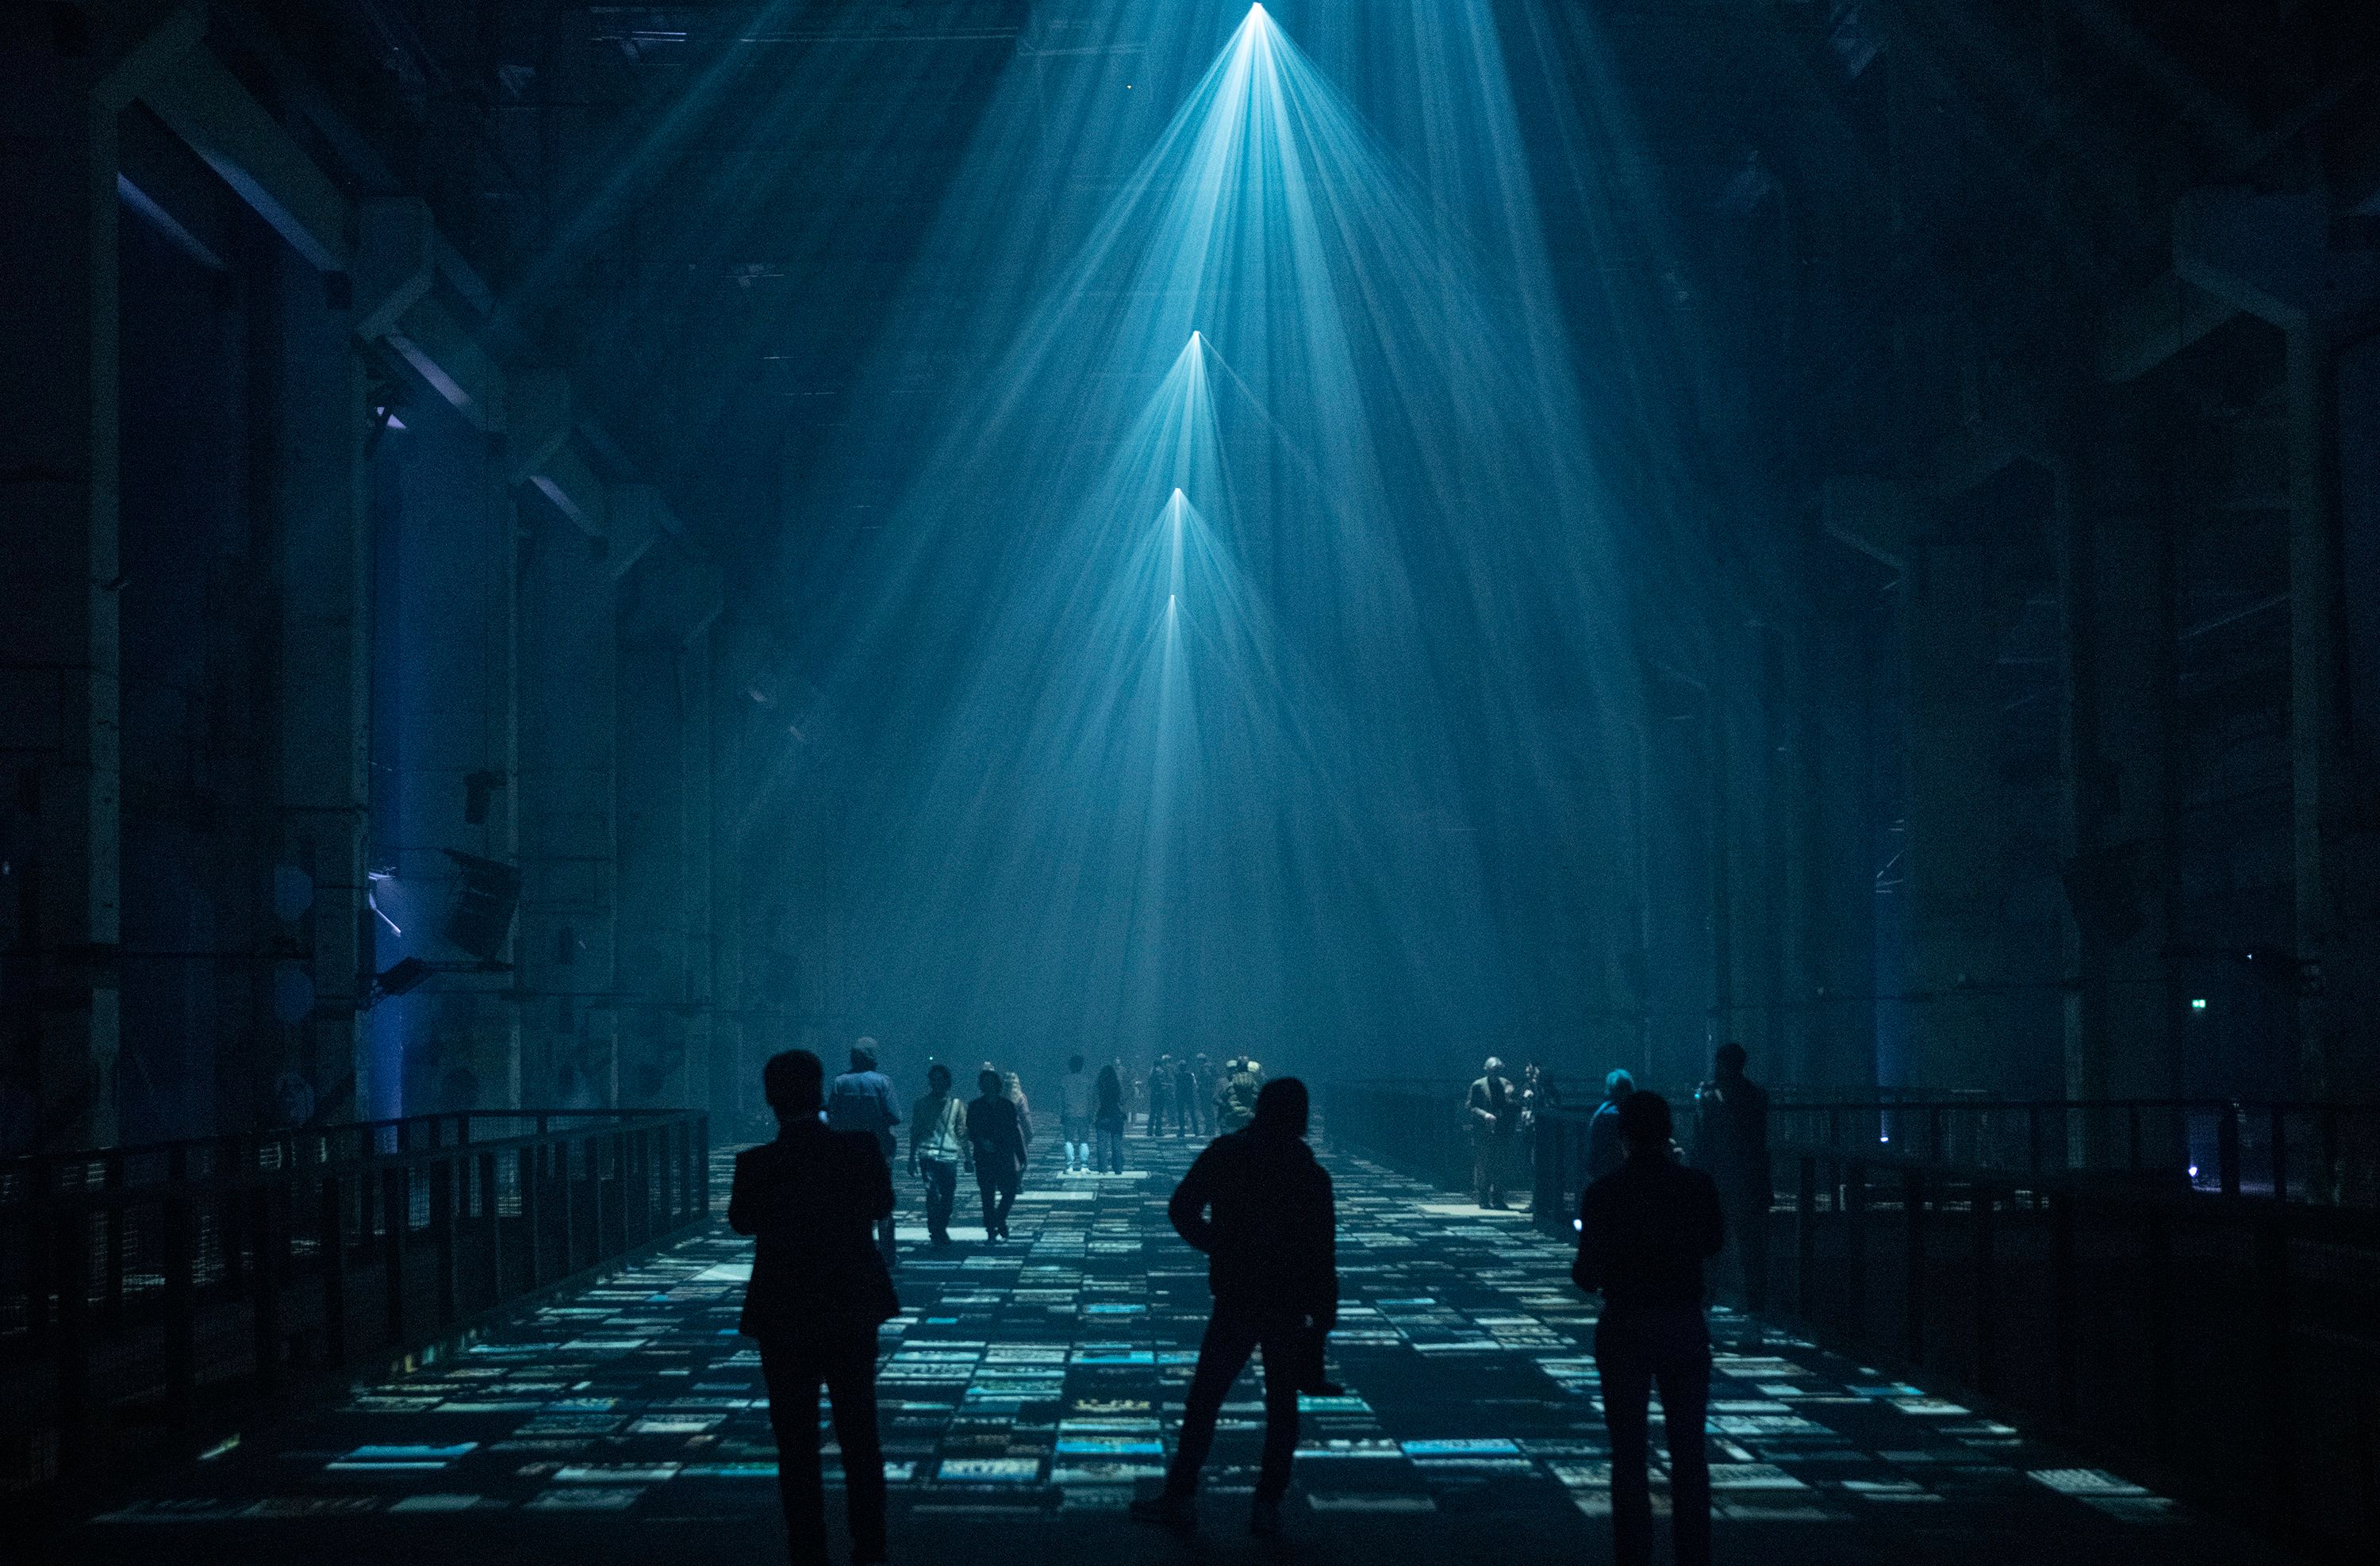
(1585, 1098, 1628, 1180)
(969, 1091, 1027, 1176)
(1694, 1074, 1773, 1207)
(1572, 1153, 1726, 1317)
(728, 1120, 899, 1337)
(1168, 1127, 1337, 1325)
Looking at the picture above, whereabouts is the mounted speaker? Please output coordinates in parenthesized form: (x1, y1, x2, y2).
(441, 850, 521, 961)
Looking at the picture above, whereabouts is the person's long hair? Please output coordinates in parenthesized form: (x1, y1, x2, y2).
(1096, 1062, 1123, 1111)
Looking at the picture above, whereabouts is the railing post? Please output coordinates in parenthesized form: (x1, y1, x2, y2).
(1903, 1169, 1926, 1366)
(1971, 1182, 1996, 1395)
(480, 1149, 502, 1305)
(102, 1152, 126, 1329)
(382, 1162, 408, 1346)
(2144, 1203, 2174, 1458)
(522, 1144, 544, 1288)
(53, 1197, 92, 1480)
(562, 1135, 582, 1276)
(612, 1130, 628, 1254)
(697, 1114, 712, 1217)
(620, 1129, 637, 1249)
(2256, 1212, 2296, 1527)
(658, 1124, 677, 1230)
(1844, 1160, 1867, 1347)
(251, 1167, 281, 1395)
(162, 1154, 196, 1434)
(433, 1157, 459, 1325)
(2219, 1104, 2242, 1196)
(319, 1171, 347, 1367)
(2052, 1188, 2078, 1426)
(1795, 1155, 1818, 1321)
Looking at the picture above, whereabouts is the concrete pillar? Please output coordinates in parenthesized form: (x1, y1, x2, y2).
(367, 390, 519, 1116)
(2059, 405, 2180, 1108)
(274, 249, 372, 1123)
(616, 542, 723, 1107)
(0, 16, 194, 1148)
(1902, 535, 2010, 1091)
(616, 597, 688, 1106)
(683, 626, 719, 1115)
(2175, 189, 2378, 1095)
(518, 501, 618, 1108)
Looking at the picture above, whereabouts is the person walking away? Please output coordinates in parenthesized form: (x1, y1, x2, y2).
(1694, 1042, 1773, 1339)
(1573, 1091, 1724, 1566)
(1094, 1061, 1128, 1173)
(1465, 1056, 1518, 1208)
(1058, 1054, 1095, 1173)
(1146, 1054, 1177, 1138)
(1214, 1055, 1261, 1134)
(968, 1068, 1027, 1239)
(1132, 1078, 1336, 1539)
(1173, 1055, 1199, 1138)
(1005, 1070, 1034, 1153)
(1188, 1054, 1215, 1136)
(728, 1050, 896, 1566)
(909, 1063, 969, 1247)
(827, 1039, 902, 1270)
(1587, 1069, 1635, 1181)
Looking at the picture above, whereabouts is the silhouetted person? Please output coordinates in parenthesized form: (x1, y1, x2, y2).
(1466, 1055, 1518, 1208)
(1695, 1041, 1772, 1332)
(1146, 1054, 1177, 1137)
(1058, 1053, 1094, 1173)
(1213, 1054, 1261, 1133)
(729, 1050, 896, 1566)
(1574, 1091, 1724, 1566)
(1587, 1068, 1635, 1181)
(827, 1038, 901, 1271)
(1133, 1077, 1336, 1539)
(1172, 1054, 1199, 1138)
(968, 1067, 1026, 1238)
(909, 1061, 969, 1247)
(1094, 1060, 1127, 1173)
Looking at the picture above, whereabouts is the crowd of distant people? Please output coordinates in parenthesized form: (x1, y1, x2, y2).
(733, 1035, 1772, 1566)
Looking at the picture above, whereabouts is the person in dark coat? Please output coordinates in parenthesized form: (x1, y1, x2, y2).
(827, 1039, 902, 1271)
(1586, 1068, 1635, 1181)
(1464, 1055, 1519, 1207)
(1574, 1091, 1725, 1566)
(967, 1067, 1027, 1239)
(728, 1049, 897, 1566)
(1132, 1077, 1336, 1539)
(1694, 1041, 1773, 1329)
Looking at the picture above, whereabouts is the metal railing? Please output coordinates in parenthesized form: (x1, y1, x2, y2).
(1772, 1098, 2380, 1205)
(0, 1108, 710, 1495)
(1766, 1142, 2379, 1553)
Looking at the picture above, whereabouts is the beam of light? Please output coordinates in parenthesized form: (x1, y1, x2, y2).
(768, 3, 1706, 1079)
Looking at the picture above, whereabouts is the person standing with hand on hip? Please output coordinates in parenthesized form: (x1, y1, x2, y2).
(1132, 1077, 1337, 1539)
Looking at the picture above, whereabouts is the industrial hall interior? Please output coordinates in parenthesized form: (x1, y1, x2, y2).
(5, 2, 2379, 1564)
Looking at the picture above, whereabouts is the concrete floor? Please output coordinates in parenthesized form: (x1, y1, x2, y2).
(70, 1137, 2294, 1565)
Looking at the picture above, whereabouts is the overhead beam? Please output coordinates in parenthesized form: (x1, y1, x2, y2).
(531, 446, 608, 538)
(386, 295, 506, 431)
(2098, 271, 2236, 383)
(140, 39, 351, 273)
